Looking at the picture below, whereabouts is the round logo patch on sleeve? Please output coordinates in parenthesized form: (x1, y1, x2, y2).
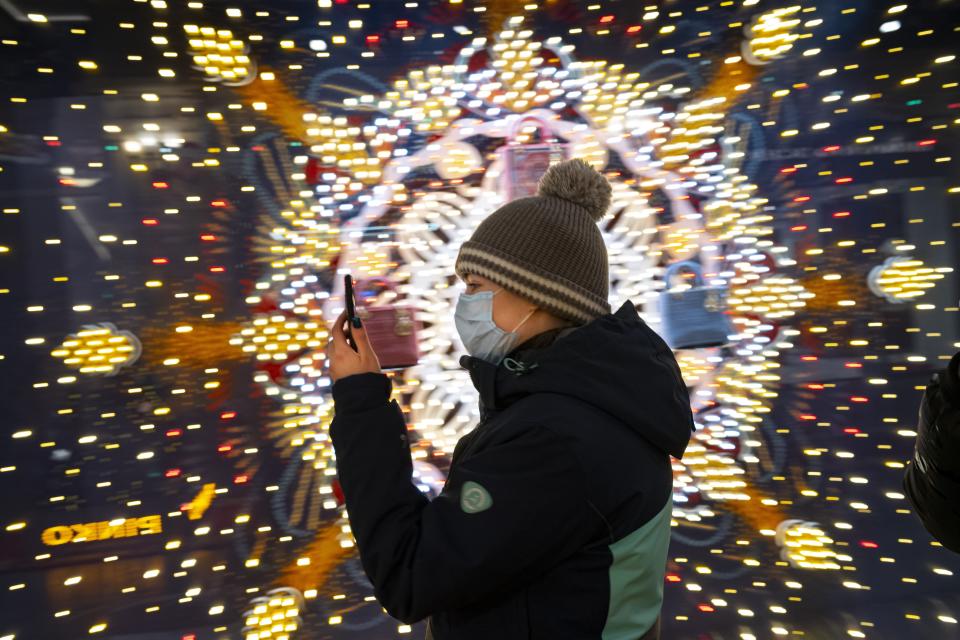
(460, 480, 493, 514)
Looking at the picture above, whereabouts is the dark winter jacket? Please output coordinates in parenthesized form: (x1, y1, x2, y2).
(329, 300, 695, 639)
(903, 350, 960, 553)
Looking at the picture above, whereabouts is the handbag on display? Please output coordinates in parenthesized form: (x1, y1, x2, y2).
(499, 115, 569, 200)
(658, 261, 733, 350)
(352, 277, 421, 370)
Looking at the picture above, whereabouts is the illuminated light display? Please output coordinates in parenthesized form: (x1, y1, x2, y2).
(242, 587, 304, 640)
(1, 1, 959, 638)
(868, 255, 951, 302)
(41, 515, 163, 546)
(183, 483, 217, 520)
(742, 6, 805, 65)
(775, 519, 849, 571)
(184, 24, 257, 85)
(50, 323, 142, 375)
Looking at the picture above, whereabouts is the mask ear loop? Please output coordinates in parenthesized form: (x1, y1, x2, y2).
(511, 306, 538, 333)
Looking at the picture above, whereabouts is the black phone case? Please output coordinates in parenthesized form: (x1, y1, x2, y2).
(344, 275, 356, 320)
(344, 275, 358, 351)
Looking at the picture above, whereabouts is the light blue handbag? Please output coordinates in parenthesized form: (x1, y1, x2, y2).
(658, 261, 733, 349)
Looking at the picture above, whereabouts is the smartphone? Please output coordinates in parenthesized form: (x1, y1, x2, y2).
(341, 275, 421, 369)
(344, 274, 358, 352)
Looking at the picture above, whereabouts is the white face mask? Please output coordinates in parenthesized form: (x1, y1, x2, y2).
(455, 288, 537, 365)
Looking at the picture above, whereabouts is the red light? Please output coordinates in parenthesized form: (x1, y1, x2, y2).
(46, 140, 62, 146)
(234, 474, 249, 484)
(152, 181, 169, 189)
(781, 166, 797, 174)
(835, 177, 853, 184)
(220, 411, 237, 420)
(801, 355, 818, 361)
(807, 384, 825, 390)
(165, 468, 181, 478)
(790, 225, 808, 232)
(210, 200, 227, 207)
(793, 195, 811, 203)
(200, 234, 216, 241)
(142, 219, 159, 226)
(800, 414, 817, 421)
(851, 396, 868, 403)
(665, 573, 682, 582)
(366, 34, 380, 44)
(166, 428, 182, 437)
(217, 444, 232, 453)
(698, 604, 715, 612)
(844, 362, 863, 369)
(917, 139, 936, 146)
(395, 19, 409, 28)
(627, 25, 642, 33)
(600, 15, 614, 23)
(833, 211, 851, 218)
(844, 427, 861, 434)
(822, 145, 841, 152)
(59, 178, 76, 186)
(210, 266, 225, 273)
(183, 635, 197, 640)
(152, 257, 168, 264)
(860, 540, 879, 549)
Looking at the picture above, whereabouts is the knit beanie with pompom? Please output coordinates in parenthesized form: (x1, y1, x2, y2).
(454, 158, 613, 325)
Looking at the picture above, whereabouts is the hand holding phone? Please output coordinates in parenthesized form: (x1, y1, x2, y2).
(336, 275, 420, 371)
(327, 274, 382, 384)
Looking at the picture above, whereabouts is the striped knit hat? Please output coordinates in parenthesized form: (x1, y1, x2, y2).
(455, 158, 613, 325)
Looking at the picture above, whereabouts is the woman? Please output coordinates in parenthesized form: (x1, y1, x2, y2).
(327, 159, 694, 639)
(904, 350, 960, 553)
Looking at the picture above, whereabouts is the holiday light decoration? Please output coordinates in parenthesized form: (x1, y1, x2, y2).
(303, 19, 833, 572)
(868, 255, 951, 303)
(775, 519, 849, 571)
(243, 587, 304, 640)
(742, 6, 805, 65)
(2, 1, 960, 639)
(184, 24, 256, 85)
(232, 315, 329, 363)
(50, 323, 141, 375)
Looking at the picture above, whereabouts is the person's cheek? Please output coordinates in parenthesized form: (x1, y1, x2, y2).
(491, 294, 512, 332)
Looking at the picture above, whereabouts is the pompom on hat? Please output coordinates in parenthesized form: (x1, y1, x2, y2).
(455, 158, 613, 325)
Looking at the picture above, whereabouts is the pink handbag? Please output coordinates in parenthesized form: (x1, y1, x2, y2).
(353, 277, 420, 370)
(499, 115, 569, 200)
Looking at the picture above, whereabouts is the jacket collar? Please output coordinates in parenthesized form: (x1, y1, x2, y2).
(458, 324, 574, 420)
(458, 301, 694, 458)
